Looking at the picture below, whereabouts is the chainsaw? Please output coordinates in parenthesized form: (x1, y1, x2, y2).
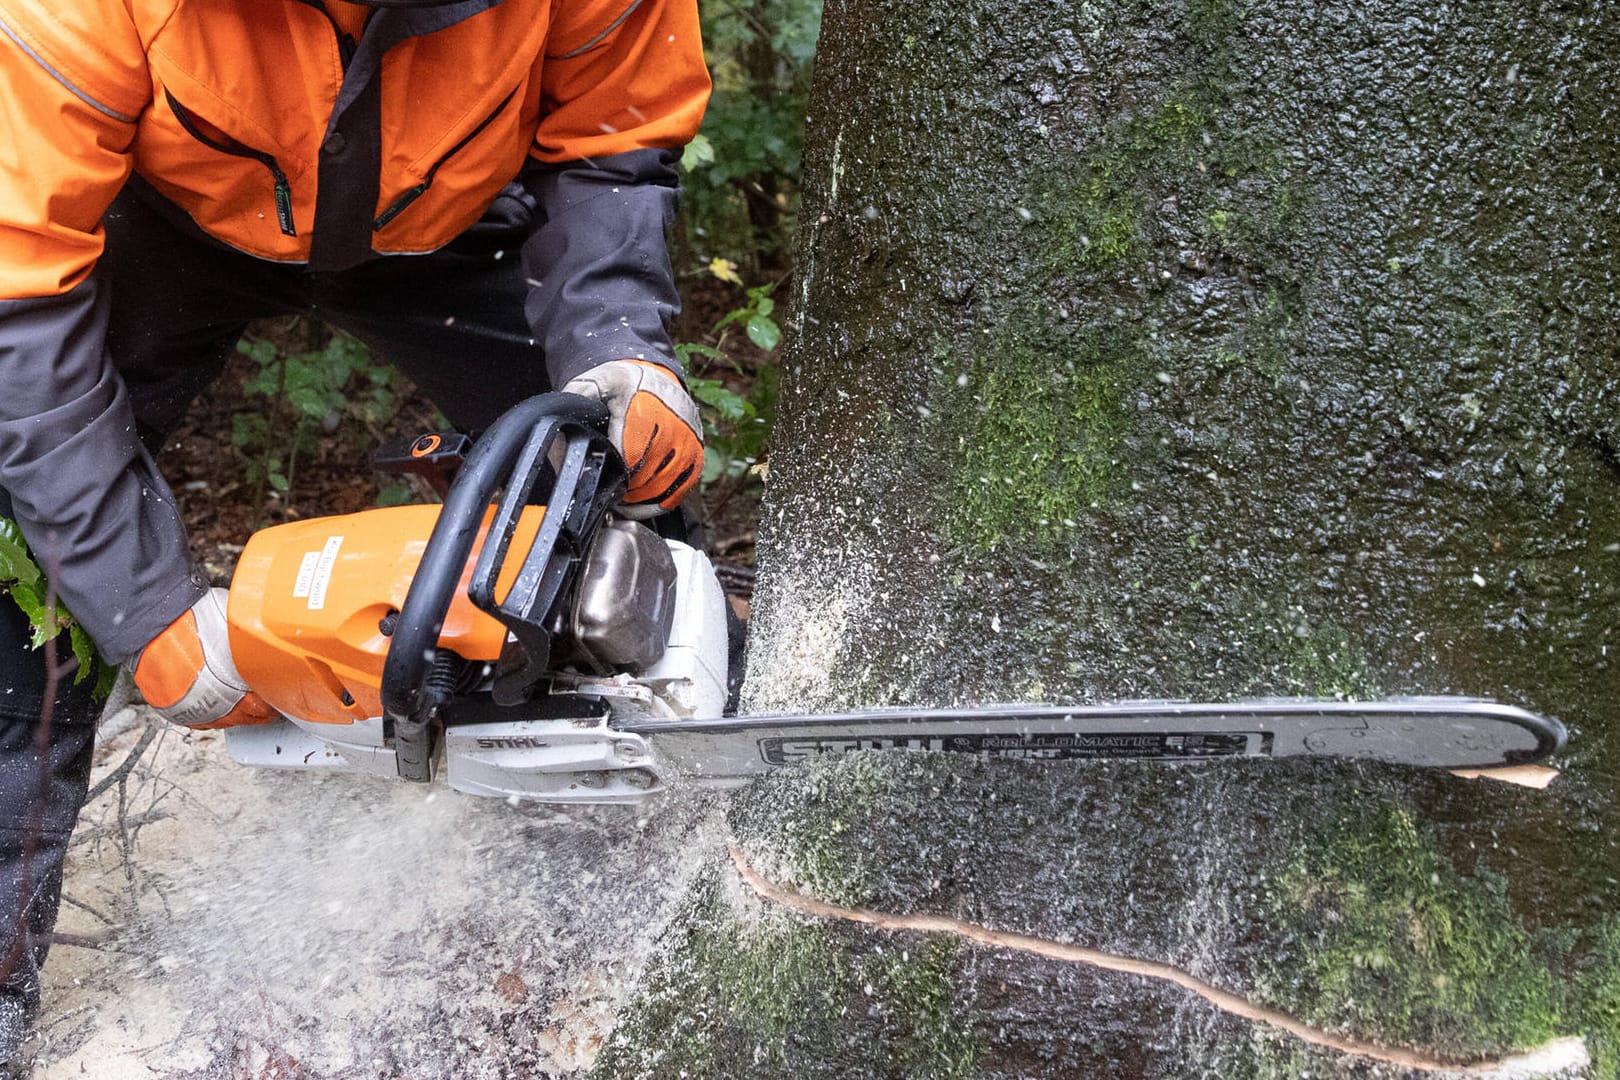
(221, 394, 1568, 804)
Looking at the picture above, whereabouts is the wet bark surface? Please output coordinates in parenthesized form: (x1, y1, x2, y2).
(606, 0, 1618, 1075)
(746, 0, 1618, 758)
(597, 754, 1615, 1078)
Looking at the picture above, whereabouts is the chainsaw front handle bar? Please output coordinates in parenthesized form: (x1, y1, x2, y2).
(379, 392, 622, 780)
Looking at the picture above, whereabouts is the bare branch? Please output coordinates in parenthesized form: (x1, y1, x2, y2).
(86, 723, 160, 804)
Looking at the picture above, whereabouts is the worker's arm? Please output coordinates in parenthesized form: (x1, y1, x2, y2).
(523, 0, 711, 508)
(524, 0, 709, 386)
(0, 6, 204, 664)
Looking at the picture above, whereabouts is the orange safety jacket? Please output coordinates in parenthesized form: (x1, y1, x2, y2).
(0, 0, 709, 280)
(0, 0, 710, 661)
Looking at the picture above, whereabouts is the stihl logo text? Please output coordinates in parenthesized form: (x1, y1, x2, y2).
(474, 737, 552, 749)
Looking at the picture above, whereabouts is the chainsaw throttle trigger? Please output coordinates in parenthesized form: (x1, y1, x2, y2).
(372, 431, 475, 498)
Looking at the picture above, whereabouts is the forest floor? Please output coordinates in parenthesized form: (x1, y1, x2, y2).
(35, 703, 728, 1079)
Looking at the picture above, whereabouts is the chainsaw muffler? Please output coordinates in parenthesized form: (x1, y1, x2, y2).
(567, 517, 678, 675)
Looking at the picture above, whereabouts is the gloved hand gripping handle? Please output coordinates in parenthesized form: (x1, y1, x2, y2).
(379, 393, 626, 781)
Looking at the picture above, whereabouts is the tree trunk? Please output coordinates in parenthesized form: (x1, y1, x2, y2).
(598, 0, 1620, 1074)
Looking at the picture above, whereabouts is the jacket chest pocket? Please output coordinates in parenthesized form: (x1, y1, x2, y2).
(135, 84, 307, 250)
(163, 91, 297, 236)
(374, 86, 525, 233)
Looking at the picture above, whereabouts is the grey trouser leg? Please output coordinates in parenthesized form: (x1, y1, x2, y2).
(0, 492, 100, 1018)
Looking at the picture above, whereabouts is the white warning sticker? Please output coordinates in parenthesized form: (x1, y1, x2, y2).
(307, 536, 344, 610)
(292, 552, 320, 598)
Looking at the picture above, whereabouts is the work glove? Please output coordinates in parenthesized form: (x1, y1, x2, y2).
(563, 359, 704, 517)
(131, 588, 277, 729)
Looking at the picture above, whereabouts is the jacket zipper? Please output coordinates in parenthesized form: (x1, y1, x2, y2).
(373, 89, 519, 232)
(165, 90, 296, 237)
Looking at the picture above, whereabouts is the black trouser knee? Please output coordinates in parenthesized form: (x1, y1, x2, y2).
(0, 537, 101, 1007)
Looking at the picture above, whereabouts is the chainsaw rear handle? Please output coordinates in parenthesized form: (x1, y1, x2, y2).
(379, 392, 622, 779)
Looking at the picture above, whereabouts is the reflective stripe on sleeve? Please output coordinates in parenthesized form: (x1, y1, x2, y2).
(0, 11, 138, 123)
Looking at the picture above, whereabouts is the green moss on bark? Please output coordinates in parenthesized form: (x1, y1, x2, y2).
(761, 751, 896, 907)
(1242, 610, 1381, 699)
(1582, 919, 1620, 1080)
(945, 321, 1143, 548)
(593, 864, 984, 1080)
(855, 938, 983, 1080)
(590, 875, 851, 1080)
(944, 16, 1308, 553)
(1255, 804, 1563, 1056)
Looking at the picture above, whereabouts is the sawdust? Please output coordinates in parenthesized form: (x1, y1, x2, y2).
(737, 552, 870, 715)
(32, 709, 727, 1079)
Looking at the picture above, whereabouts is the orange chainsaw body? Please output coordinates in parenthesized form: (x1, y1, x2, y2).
(227, 504, 543, 725)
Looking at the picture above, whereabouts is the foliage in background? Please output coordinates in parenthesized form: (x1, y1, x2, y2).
(676, 1, 820, 489)
(682, 0, 821, 269)
(0, 519, 117, 697)
(232, 332, 400, 517)
(681, 277, 782, 482)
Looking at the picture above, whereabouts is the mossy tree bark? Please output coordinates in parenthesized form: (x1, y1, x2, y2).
(601, 0, 1619, 1075)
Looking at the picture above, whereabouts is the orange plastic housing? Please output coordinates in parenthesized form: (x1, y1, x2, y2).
(228, 505, 543, 725)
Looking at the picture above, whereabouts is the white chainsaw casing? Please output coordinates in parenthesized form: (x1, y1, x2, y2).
(225, 538, 730, 803)
(443, 719, 660, 803)
(637, 541, 730, 720)
(225, 715, 399, 778)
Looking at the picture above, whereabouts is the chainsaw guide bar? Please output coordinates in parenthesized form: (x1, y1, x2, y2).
(623, 697, 1566, 784)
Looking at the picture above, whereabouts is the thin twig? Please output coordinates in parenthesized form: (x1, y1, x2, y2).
(86, 723, 160, 803)
(118, 759, 136, 891)
(59, 892, 118, 926)
(121, 756, 224, 824)
(45, 930, 114, 951)
(46, 930, 153, 961)
(68, 808, 173, 848)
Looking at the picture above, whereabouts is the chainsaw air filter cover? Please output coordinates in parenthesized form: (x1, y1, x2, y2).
(226, 504, 541, 725)
(567, 517, 678, 674)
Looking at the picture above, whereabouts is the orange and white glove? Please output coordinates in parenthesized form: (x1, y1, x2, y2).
(131, 588, 277, 730)
(563, 359, 704, 517)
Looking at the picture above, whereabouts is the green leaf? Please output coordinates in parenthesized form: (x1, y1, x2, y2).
(0, 530, 41, 588)
(269, 472, 290, 493)
(7, 582, 46, 645)
(376, 482, 415, 507)
(236, 338, 279, 366)
(688, 377, 753, 423)
(93, 661, 118, 701)
(70, 624, 96, 685)
(700, 451, 729, 486)
(746, 315, 781, 351)
(675, 342, 728, 367)
(232, 413, 269, 453)
(681, 133, 716, 172)
(0, 516, 115, 699)
(291, 389, 332, 420)
(242, 363, 284, 397)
